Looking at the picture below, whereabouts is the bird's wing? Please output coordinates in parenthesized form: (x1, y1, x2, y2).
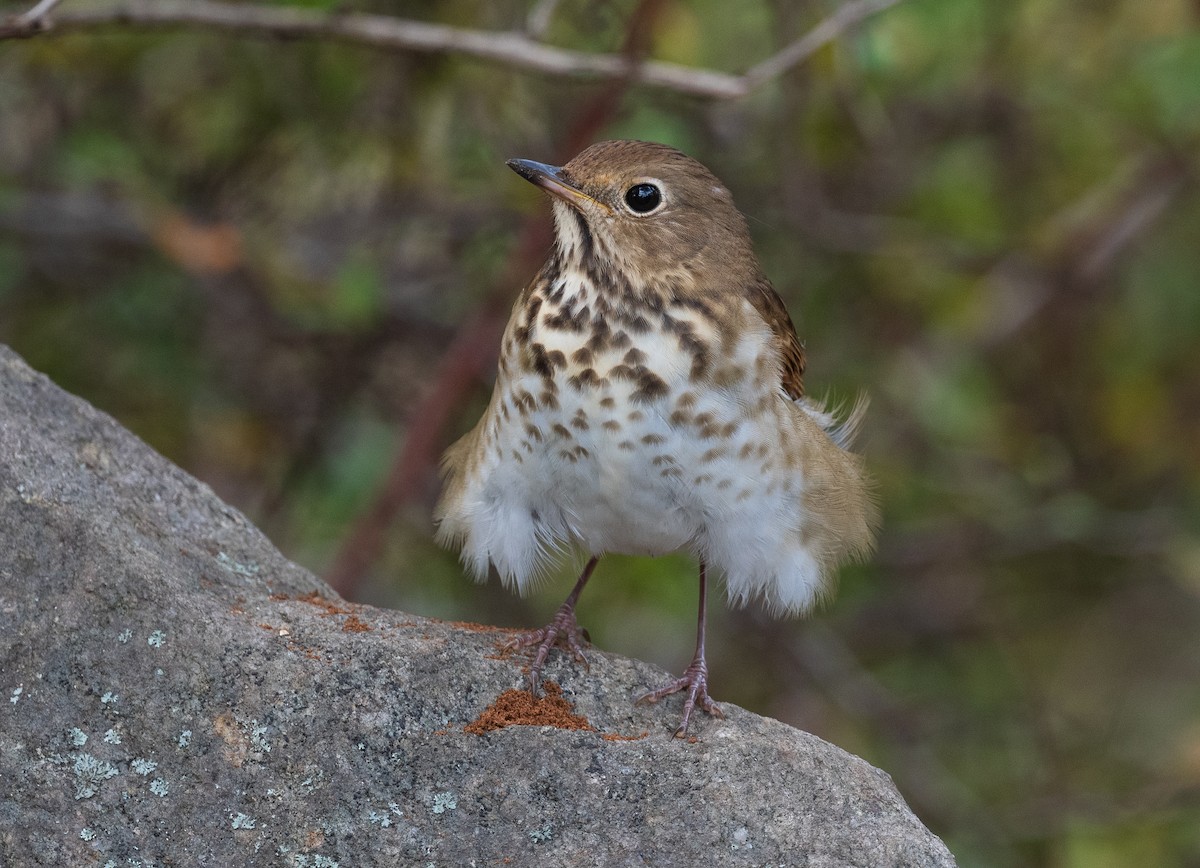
(746, 278, 806, 400)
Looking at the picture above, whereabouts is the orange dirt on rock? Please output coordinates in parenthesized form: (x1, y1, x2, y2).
(271, 591, 354, 616)
(464, 682, 594, 735)
(602, 731, 650, 742)
(436, 618, 514, 634)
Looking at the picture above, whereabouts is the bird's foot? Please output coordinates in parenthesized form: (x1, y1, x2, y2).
(636, 657, 724, 738)
(502, 603, 589, 695)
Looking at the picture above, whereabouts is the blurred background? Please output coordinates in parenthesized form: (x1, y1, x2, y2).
(3, 0, 1199, 863)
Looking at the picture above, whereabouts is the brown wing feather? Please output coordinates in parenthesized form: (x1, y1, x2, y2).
(746, 278, 806, 400)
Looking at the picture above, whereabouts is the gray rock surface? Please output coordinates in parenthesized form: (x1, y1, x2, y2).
(0, 343, 956, 867)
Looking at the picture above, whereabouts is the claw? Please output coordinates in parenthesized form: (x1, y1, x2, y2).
(499, 558, 599, 694)
(503, 606, 590, 694)
(636, 656, 723, 737)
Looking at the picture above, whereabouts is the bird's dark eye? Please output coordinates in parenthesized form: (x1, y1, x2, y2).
(624, 183, 662, 214)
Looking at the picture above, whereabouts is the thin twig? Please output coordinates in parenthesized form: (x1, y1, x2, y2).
(0, 0, 64, 36)
(17, 0, 63, 22)
(741, 0, 902, 89)
(4, 0, 903, 101)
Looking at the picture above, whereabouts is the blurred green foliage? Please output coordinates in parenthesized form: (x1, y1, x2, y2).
(2, 0, 1199, 864)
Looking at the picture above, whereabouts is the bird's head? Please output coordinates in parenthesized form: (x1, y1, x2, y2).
(508, 140, 759, 290)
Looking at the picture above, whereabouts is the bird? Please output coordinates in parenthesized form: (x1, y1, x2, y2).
(435, 140, 876, 737)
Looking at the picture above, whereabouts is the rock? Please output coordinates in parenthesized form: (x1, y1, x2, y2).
(0, 344, 956, 867)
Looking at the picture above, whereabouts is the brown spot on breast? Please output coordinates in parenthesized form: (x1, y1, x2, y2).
(511, 450, 524, 463)
(547, 350, 567, 369)
(675, 392, 697, 409)
(586, 325, 611, 353)
(611, 330, 632, 349)
(571, 347, 594, 366)
(623, 348, 647, 365)
(693, 474, 713, 485)
(539, 391, 560, 411)
(628, 410, 645, 422)
(739, 443, 755, 459)
(571, 414, 589, 431)
(618, 440, 635, 451)
(551, 424, 572, 439)
(631, 371, 669, 404)
(601, 420, 621, 432)
(524, 424, 543, 443)
(546, 305, 588, 333)
(528, 343, 553, 378)
(626, 314, 651, 333)
(514, 390, 536, 413)
(660, 467, 683, 478)
(717, 479, 733, 490)
(641, 433, 665, 446)
(568, 368, 601, 389)
(600, 396, 616, 409)
(652, 455, 676, 466)
(669, 409, 692, 426)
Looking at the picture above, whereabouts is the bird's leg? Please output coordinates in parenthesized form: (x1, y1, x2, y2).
(502, 556, 599, 695)
(636, 561, 724, 737)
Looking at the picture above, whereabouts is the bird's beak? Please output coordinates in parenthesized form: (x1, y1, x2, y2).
(507, 158, 610, 214)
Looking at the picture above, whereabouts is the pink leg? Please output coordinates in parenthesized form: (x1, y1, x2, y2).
(503, 556, 599, 694)
(636, 561, 724, 737)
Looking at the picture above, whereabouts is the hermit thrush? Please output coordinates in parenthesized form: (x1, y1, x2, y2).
(436, 140, 876, 736)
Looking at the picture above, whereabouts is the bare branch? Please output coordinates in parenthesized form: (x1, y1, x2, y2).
(17, 0, 63, 22)
(742, 0, 903, 90)
(0, 0, 64, 36)
(5, 0, 903, 101)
